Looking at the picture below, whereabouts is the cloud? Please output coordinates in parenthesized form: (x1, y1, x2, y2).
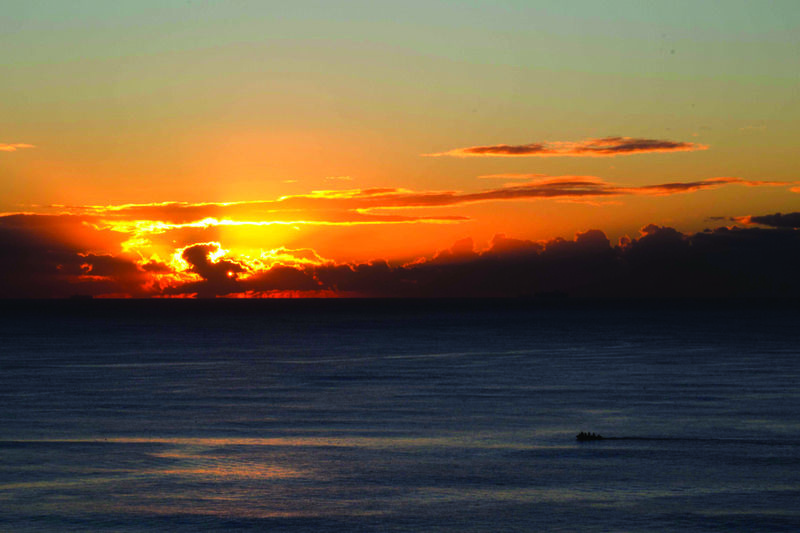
(431, 237, 479, 264)
(324, 176, 353, 181)
(3, 211, 800, 298)
(24, 177, 791, 262)
(0, 143, 35, 152)
(315, 260, 409, 296)
(52, 176, 794, 229)
(168, 242, 249, 298)
(50, 172, 800, 229)
(355, 176, 791, 207)
(53, 199, 469, 226)
(305, 224, 800, 298)
(736, 212, 800, 229)
(243, 265, 321, 293)
(344, 225, 800, 298)
(618, 176, 791, 196)
(485, 234, 543, 258)
(424, 137, 708, 157)
(0, 214, 151, 298)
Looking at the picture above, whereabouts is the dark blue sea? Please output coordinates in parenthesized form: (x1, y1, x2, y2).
(1, 299, 799, 532)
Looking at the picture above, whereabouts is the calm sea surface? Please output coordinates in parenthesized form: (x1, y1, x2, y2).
(1, 299, 799, 532)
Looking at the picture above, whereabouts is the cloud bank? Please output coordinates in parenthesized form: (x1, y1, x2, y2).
(1, 212, 799, 299)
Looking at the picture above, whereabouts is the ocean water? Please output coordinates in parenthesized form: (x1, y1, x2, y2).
(1, 299, 799, 532)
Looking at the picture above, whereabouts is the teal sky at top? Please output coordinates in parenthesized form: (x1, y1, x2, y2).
(1, 1, 799, 212)
(4, 1, 797, 75)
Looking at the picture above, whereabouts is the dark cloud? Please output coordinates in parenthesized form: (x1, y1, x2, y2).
(485, 234, 543, 258)
(315, 260, 410, 296)
(744, 212, 800, 229)
(458, 143, 549, 156)
(173, 243, 249, 298)
(164, 245, 323, 297)
(3, 212, 800, 299)
(243, 265, 321, 293)
(0, 214, 150, 298)
(425, 137, 708, 157)
(79, 253, 143, 278)
(431, 237, 479, 264)
(306, 225, 800, 298)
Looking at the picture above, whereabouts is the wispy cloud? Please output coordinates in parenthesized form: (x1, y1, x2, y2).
(324, 175, 353, 181)
(424, 137, 707, 157)
(50, 176, 796, 225)
(618, 177, 790, 196)
(0, 143, 35, 152)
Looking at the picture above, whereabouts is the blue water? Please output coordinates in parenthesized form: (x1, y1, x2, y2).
(1, 300, 799, 532)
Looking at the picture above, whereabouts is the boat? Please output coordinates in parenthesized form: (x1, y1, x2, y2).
(576, 431, 604, 441)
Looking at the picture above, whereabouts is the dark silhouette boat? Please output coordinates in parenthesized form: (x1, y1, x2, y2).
(576, 431, 604, 441)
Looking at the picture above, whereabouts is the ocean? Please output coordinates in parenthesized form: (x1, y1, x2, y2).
(1, 299, 799, 532)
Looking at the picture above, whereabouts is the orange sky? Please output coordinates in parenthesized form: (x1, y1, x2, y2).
(1, 2, 798, 298)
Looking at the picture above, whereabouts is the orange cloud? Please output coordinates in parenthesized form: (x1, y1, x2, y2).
(323, 176, 791, 210)
(53, 197, 467, 226)
(424, 137, 708, 157)
(48, 176, 796, 226)
(617, 177, 791, 196)
(0, 143, 35, 152)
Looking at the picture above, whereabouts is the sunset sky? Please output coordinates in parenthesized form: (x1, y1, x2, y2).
(2, 1, 799, 297)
